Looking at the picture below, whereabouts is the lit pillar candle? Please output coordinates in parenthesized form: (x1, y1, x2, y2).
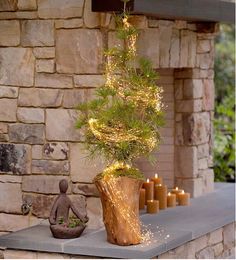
(143, 178, 154, 205)
(151, 173, 163, 185)
(154, 184, 167, 210)
(167, 192, 176, 207)
(139, 188, 146, 210)
(171, 187, 183, 196)
(178, 190, 190, 206)
(147, 200, 159, 214)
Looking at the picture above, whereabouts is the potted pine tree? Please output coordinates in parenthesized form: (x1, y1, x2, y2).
(76, 2, 164, 246)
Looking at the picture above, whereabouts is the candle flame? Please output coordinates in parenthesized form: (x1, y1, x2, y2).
(147, 178, 150, 183)
(176, 187, 178, 190)
(181, 190, 185, 194)
(155, 173, 158, 178)
(168, 192, 171, 196)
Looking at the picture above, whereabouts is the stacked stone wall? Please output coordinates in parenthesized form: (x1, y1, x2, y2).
(0, 0, 217, 233)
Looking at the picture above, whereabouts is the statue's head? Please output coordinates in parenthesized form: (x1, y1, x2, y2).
(59, 179, 68, 194)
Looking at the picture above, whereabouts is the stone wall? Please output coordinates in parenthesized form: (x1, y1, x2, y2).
(0, 0, 217, 233)
(0, 222, 234, 259)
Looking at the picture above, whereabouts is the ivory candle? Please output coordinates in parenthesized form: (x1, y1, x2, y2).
(178, 190, 190, 206)
(143, 179, 154, 205)
(154, 184, 167, 210)
(151, 173, 163, 185)
(147, 200, 159, 214)
(139, 188, 146, 210)
(167, 192, 176, 207)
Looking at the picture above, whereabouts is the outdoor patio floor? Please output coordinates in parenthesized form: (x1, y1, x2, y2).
(0, 183, 234, 258)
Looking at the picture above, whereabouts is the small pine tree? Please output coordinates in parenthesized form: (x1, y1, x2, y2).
(76, 6, 164, 179)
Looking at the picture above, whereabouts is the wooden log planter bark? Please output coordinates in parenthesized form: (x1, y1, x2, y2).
(95, 176, 143, 246)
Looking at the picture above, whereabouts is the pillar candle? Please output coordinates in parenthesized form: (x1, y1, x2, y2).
(167, 192, 176, 207)
(147, 200, 159, 214)
(151, 173, 163, 185)
(143, 179, 154, 205)
(139, 188, 146, 210)
(178, 190, 190, 206)
(171, 187, 183, 197)
(154, 184, 167, 210)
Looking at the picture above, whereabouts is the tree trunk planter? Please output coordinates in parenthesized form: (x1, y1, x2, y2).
(95, 176, 143, 246)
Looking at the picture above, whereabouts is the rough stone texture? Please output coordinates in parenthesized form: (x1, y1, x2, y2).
(21, 20, 54, 47)
(17, 108, 44, 123)
(43, 143, 69, 160)
(197, 39, 211, 53)
(129, 15, 148, 29)
(63, 89, 93, 108)
(0, 143, 31, 174)
(0, 99, 17, 122)
(17, 0, 37, 10)
(0, 86, 18, 98)
(46, 109, 81, 141)
(202, 79, 214, 111)
(38, 0, 84, 19)
(33, 47, 55, 58)
(212, 243, 224, 257)
(208, 228, 223, 245)
(201, 169, 214, 194)
(35, 73, 73, 88)
(22, 176, 70, 194)
(196, 246, 215, 259)
(86, 197, 103, 229)
(74, 75, 105, 88)
(72, 183, 100, 197)
(0, 175, 22, 183)
(197, 53, 214, 69)
(36, 59, 55, 73)
(32, 145, 42, 159)
(9, 124, 45, 144)
(170, 29, 180, 68)
(176, 99, 202, 113)
(0, 20, 20, 46)
(0, 183, 22, 213)
(56, 29, 103, 74)
(197, 143, 210, 159)
(32, 160, 69, 175)
(70, 143, 105, 183)
(175, 177, 203, 197)
(0, 122, 8, 133)
(84, 0, 100, 28)
(175, 146, 198, 178)
(3, 249, 37, 259)
(223, 223, 235, 250)
(183, 79, 203, 99)
(55, 19, 83, 29)
(137, 29, 159, 68)
(0, 48, 35, 86)
(0, 0, 18, 11)
(18, 88, 63, 107)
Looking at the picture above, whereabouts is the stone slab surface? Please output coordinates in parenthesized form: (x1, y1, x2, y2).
(0, 183, 234, 258)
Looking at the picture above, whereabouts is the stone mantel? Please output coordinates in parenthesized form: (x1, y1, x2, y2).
(0, 183, 234, 259)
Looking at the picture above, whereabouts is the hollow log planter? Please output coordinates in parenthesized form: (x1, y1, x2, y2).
(95, 176, 143, 246)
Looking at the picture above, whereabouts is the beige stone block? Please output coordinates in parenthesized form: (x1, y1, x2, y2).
(18, 0, 37, 10)
(175, 122, 184, 145)
(0, 48, 35, 86)
(37, 252, 70, 259)
(175, 146, 198, 178)
(159, 242, 195, 259)
(0, 99, 17, 122)
(198, 158, 208, 170)
(33, 47, 55, 58)
(187, 23, 197, 31)
(17, 108, 44, 123)
(148, 18, 159, 28)
(174, 79, 183, 100)
(129, 15, 148, 29)
(74, 75, 105, 88)
(159, 22, 172, 68)
(174, 20, 187, 29)
(0, 0, 18, 11)
(0, 86, 18, 98)
(183, 79, 203, 99)
(46, 109, 81, 141)
(209, 228, 223, 245)
(55, 18, 83, 29)
(63, 89, 93, 108)
(176, 99, 202, 113)
(43, 142, 69, 160)
(56, 29, 103, 74)
(203, 79, 215, 111)
(0, 20, 20, 46)
(0, 122, 8, 133)
(38, 0, 84, 19)
(196, 246, 214, 259)
(21, 20, 54, 47)
(32, 159, 69, 175)
(72, 183, 99, 197)
(170, 29, 180, 68)
(100, 13, 112, 28)
(175, 177, 203, 197)
(36, 59, 55, 73)
(223, 223, 235, 250)
(212, 242, 224, 257)
(197, 143, 210, 159)
(197, 39, 211, 53)
(194, 235, 208, 252)
(9, 123, 45, 144)
(84, 0, 100, 28)
(35, 73, 72, 88)
(32, 145, 42, 159)
(196, 52, 214, 69)
(22, 175, 70, 194)
(137, 29, 159, 68)
(0, 183, 22, 213)
(3, 249, 37, 259)
(0, 133, 9, 142)
(70, 143, 105, 183)
(16, 11, 38, 19)
(18, 88, 63, 107)
(0, 175, 22, 183)
(86, 197, 104, 229)
(0, 213, 39, 232)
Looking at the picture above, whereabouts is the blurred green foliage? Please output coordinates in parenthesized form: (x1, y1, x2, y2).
(214, 24, 235, 182)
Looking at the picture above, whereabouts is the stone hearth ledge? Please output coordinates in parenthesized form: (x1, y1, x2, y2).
(0, 183, 234, 259)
